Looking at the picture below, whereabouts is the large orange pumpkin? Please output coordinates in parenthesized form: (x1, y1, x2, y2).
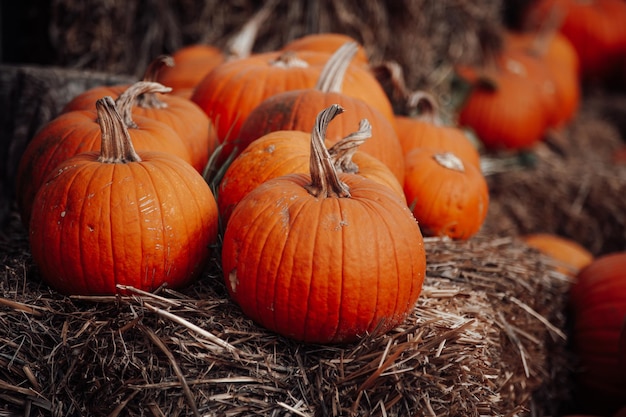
(191, 44, 395, 148)
(221, 105, 426, 344)
(233, 42, 404, 183)
(570, 252, 626, 416)
(218, 117, 405, 225)
(29, 97, 219, 295)
(403, 149, 489, 240)
(16, 83, 191, 226)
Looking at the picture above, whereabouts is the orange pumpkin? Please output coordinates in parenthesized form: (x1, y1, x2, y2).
(456, 57, 551, 151)
(504, 28, 581, 127)
(570, 252, 626, 416)
(403, 149, 489, 240)
(221, 105, 426, 343)
(63, 76, 216, 173)
(155, 1, 276, 98)
(29, 96, 219, 295)
(522, 233, 593, 276)
(16, 83, 191, 226)
(394, 92, 481, 170)
(233, 42, 404, 183)
(281, 32, 370, 66)
(191, 44, 395, 148)
(218, 118, 405, 225)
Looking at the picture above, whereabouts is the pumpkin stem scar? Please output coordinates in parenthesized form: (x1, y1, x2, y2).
(305, 104, 351, 199)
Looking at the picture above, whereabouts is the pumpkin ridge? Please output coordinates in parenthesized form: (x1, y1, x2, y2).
(300, 196, 326, 341)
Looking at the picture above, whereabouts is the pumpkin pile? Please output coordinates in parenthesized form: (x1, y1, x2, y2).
(6, 3, 626, 413)
(16, 33, 494, 344)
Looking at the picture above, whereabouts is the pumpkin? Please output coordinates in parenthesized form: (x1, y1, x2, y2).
(233, 42, 404, 184)
(16, 82, 191, 226)
(403, 149, 489, 240)
(523, 0, 626, 82)
(155, 1, 276, 98)
(218, 118, 405, 225)
(570, 252, 626, 416)
(29, 96, 219, 295)
(456, 57, 551, 151)
(63, 71, 216, 173)
(394, 92, 481, 170)
(504, 27, 580, 128)
(221, 104, 426, 343)
(191, 43, 395, 148)
(281, 32, 370, 66)
(521, 233, 593, 276)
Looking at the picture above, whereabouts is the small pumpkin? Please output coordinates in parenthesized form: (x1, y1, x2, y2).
(522, 233, 593, 276)
(403, 149, 489, 240)
(233, 42, 404, 184)
(155, 1, 276, 98)
(218, 118, 405, 225)
(280, 32, 370, 66)
(63, 69, 216, 173)
(16, 82, 192, 227)
(394, 92, 481, 170)
(221, 104, 426, 343)
(570, 252, 626, 416)
(29, 96, 219, 295)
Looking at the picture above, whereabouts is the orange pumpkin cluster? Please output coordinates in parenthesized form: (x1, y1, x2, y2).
(18, 29, 494, 344)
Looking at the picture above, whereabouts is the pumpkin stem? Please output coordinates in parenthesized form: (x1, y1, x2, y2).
(328, 118, 372, 174)
(225, 0, 277, 59)
(269, 51, 310, 69)
(305, 105, 351, 198)
(433, 152, 465, 173)
(406, 90, 441, 124)
(142, 55, 175, 82)
(314, 42, 359, 93)
(115, 81, 172, 128)
(96, 96, 142, 164)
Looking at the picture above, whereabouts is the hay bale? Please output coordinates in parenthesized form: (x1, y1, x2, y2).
(482, 95, 626, 255)
(1, 211, 571, 417)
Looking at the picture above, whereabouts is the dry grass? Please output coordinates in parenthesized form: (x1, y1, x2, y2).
(1, 209, 572, 417)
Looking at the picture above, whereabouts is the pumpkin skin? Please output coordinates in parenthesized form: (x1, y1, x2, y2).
(403, 149, 489, 240)
(394, 114, 481, 170)
(218, 126, 405, 225)
(233, 42, 404, 184)
(191, 47, 395, 147)
(570, 252, 626, 415)
(281, 32, 370, 66)
(522, 233, 593, 276)
(16, 83, 192, 227)
(221, 105, 426, 344)
(29, 97, 219, 295)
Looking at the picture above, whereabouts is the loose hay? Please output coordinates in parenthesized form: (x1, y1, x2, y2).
(1, 211, 571, 417)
